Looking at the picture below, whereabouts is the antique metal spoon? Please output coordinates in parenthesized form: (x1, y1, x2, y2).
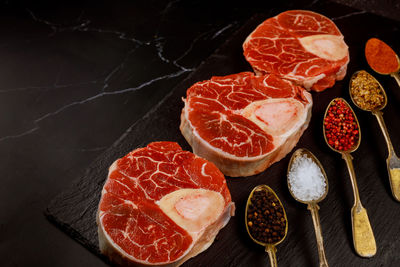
(245, 185, 288, 267)
(287, 148, 329, 267)
(350, 70, 400, 201)
(323, 98, 376, 258)
(365, 38, 400, 87)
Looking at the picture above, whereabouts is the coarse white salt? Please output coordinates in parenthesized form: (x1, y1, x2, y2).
(288, 155, 326, 202)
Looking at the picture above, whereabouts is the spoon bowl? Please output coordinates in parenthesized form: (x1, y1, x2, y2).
(287, 148, 328, 204)
(349, 70, 388, 112)
(365, 38, 400, 87)
(245, 185, 288, 246)
(245, 185, 288, 266)
(323, 98, 361, 153)
(373, 56, 400, 75)
(369, 52, 400, 76)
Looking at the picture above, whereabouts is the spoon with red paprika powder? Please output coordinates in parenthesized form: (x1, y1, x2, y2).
(350, 70, 400, 202)
(365, 38, 400, 87)
(323, 98, 376, 258)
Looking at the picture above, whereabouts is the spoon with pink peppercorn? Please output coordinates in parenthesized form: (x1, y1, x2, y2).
(323, 98, 376, 258)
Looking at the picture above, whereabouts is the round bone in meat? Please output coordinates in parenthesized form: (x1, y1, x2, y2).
(180, 72, 312, 177)
(243, 10, 349, 92)
(97, 141, 234, 266)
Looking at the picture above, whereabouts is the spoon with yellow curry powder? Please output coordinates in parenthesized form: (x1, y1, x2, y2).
(245, 185, 288, 267)
(365, 38, 400, 87)
(323, 98, 376, 258)
(350, 70, 400, 201)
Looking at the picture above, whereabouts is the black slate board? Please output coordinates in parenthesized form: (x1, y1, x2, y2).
(46, 2, 400, 266)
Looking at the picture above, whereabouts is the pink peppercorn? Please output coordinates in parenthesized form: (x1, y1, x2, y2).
(324, 99, 359, 151)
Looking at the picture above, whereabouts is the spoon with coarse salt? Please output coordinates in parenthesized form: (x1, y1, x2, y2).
(287, 148, 329, 267)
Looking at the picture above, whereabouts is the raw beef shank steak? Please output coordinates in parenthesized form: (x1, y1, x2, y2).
(97, 142, 234, 266)
(180, 72, 312, 177)
(243, 10, 349, 92)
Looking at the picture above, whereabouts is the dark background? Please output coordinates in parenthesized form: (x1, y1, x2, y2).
(1, 1, 399, 266)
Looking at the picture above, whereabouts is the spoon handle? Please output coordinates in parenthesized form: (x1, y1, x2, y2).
(391, 71, 400, 88)
(387, 156, 400, 201)
(341, 153, 361, 205)
(373, 111, 400, 201)
(308, 204, 329, 267)
(265, 245, 278, 267)
(373, 110, 395, 156)
(342, 153, 377, 257)
(351, 205, 377, 257)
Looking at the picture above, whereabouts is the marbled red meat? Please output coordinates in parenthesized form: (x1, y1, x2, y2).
(243, 10, 349, 92)
(180, 72, 312, 177)
(97, 142, 234, 266)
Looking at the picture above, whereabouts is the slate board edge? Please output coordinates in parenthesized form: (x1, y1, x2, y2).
(45, 211, 112, 264)
(44, 12, 266, 258)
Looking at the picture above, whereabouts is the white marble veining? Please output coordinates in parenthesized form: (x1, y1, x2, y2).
(332, 10, 367, 21)
(0, 6, 235, 143)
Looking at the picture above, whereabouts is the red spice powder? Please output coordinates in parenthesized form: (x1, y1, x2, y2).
(365, 38, 399, 74)
(324, 99, 359, 151)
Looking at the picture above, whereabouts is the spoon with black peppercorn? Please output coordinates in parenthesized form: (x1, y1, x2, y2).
(245, 185, 288, 267)
(349, 70, 400, 201)
(323, 98, 376, 258)
(287, 148, 329, 267)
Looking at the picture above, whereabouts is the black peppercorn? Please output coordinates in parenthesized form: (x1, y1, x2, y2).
(247, 189, 286, 244)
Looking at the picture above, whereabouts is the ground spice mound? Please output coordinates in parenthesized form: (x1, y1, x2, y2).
(350, 70, 385, 111)
(365, 38, 399, 74)
(324, 99, 359, 151)
(247, 189, 286, 244)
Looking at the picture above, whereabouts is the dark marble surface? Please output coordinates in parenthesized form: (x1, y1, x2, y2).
(334, 0, 400, 22)
(1, 1, 399, 267)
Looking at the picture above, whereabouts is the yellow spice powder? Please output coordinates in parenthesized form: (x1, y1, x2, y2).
(390, 168, 400, 200)
(353, 207, 376, 257)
